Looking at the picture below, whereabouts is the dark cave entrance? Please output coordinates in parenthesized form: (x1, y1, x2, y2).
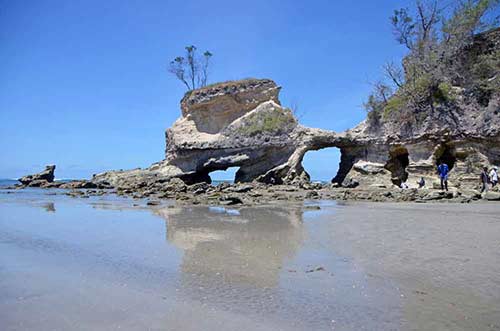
(302, 147, 342, 182)
(434, 144, 456, 171)
(385, 146, 410, 187)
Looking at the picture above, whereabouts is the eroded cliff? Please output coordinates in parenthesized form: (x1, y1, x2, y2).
(93, 30, 499, 191)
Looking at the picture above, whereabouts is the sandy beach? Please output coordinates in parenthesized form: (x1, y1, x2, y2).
(1, 189, 499, 330)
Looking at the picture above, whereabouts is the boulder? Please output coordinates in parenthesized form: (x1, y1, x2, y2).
(19, 165, 56, 186)
(220, 195, 243, 205)
(423, 191, 449, 201)
(482, 191, 500, 201)
(459, 189, 482, 200)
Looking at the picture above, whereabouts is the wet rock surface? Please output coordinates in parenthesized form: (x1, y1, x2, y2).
(24, 179, 498, 206)
(12, 164, 500, 205)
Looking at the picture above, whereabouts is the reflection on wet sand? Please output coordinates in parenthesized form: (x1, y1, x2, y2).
(157, 205, 305, 288)
(42, 202, 56, 212)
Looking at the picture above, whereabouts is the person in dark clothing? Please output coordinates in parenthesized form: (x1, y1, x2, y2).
(417, 177, 425, 188)
(480, 166, 490, 193)
(437, 162, 449, 191)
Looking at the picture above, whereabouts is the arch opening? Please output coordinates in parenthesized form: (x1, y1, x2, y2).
(209, 167, 240, 184)
(385, 146, 410, 187)
(302, 147, 342, 183)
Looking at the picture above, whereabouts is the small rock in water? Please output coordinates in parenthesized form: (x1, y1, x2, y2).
(305, 266, 325, 273)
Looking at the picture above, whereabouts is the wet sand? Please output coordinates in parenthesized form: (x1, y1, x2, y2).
(0, 190, 499, 330)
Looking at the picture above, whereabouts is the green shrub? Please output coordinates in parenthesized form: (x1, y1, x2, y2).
(383, 95, 406, 118)
(237, 108, 296, 136)
(471, 49, 500, 104)
(434, 82, 455, 103)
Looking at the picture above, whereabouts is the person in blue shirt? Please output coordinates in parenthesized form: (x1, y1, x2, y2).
(437, 161, 449, 191)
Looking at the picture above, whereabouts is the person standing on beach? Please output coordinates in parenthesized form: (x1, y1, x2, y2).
(437, 161, 449, 191)
(480, 166, 490, 192)
(489, 166, 498, 187)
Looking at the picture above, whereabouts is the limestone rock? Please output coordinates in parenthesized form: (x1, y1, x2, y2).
(482, 191, 500, 201)
(92, 29, 500, 190)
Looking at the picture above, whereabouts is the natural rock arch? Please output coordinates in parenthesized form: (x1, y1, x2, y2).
(302, 147, 341, 182)
(93, 69, 500, 191)
(208, 167, 240, 183)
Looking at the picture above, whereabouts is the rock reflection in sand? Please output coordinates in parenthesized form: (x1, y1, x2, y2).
(156, 205, 305, 288)
(42, 202, 56, 212)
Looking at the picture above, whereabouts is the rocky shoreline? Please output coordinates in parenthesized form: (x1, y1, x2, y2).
(8, 31, 500, 205)
(7, 166, 500, 205)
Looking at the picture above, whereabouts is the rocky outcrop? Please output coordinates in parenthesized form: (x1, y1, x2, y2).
(18, 165, 56, 187)
(92, 78, 355, 188)
(341, 28, 500, 190)
(92, 30, 499, 191)
(92, 75, 499, 191)
(17, 165, 112, 189)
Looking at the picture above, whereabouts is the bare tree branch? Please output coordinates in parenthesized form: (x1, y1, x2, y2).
(168, 46, 214, 90)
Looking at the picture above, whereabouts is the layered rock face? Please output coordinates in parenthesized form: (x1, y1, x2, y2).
(163, 76, 500, 189)
(161, 78, 356, 185)
(343, 28, 500, 189)
(93, 73, 498, 190)
(90, 29, 499, 190)
(341, 98, 500, 189)
(164, 79, 296, 183)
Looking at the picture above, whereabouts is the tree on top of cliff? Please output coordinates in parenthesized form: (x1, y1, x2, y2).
(168, 45, 213, 90)
(365, 0, 500, 127)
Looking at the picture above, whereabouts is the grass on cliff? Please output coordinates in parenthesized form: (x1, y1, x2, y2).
(236, 108, 296, 136)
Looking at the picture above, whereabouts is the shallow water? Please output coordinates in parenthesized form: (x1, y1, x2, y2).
(0, 189, 499, 330)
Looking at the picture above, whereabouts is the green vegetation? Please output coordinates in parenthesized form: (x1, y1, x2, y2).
(237, 109, 296, 136)
(434, 82, 455, 103)
(471, 49, 500, 104)
(365, 0, 500, 127)
(383, 94, 407, 117)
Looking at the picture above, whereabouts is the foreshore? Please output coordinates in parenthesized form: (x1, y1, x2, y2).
(1, 190, 499, 330)
(5, 179, 500, 205)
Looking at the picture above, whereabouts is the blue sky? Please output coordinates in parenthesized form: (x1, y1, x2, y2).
(0, 0, 410, 180)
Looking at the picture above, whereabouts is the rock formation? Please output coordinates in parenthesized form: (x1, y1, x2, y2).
(92, 78, 353, 187)
(92, 76, 499, 190)
(92, 29, 499, 191)
(18, 165, 56, 187)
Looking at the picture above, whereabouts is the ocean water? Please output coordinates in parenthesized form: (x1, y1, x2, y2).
(0, 179, 18, 188)
(0, 189, 499, 330)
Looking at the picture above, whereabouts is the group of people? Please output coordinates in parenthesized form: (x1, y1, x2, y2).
(480, 165, 498, 192)
(437, 161, 498, 192)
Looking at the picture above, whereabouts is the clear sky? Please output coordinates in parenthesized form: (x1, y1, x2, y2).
(0, 0, 410, 180)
